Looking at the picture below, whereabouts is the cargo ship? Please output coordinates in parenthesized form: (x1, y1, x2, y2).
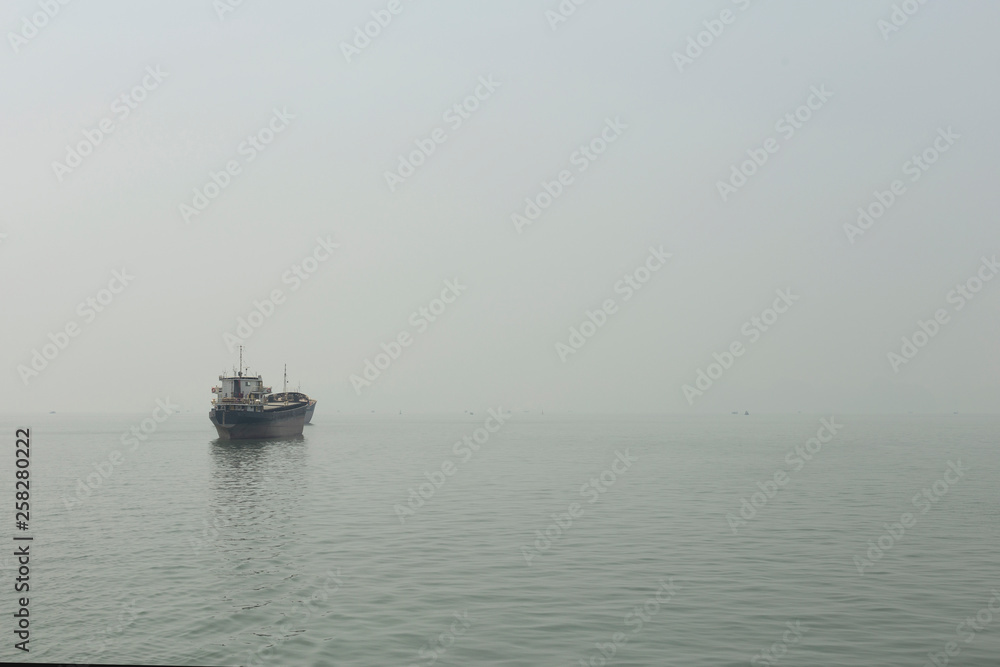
(269, 391, 317, 424)
(209, 354, 314, 440)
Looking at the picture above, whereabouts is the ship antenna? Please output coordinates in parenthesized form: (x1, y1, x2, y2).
(284, 364, 287, 393)
(239, 346, 244, 377)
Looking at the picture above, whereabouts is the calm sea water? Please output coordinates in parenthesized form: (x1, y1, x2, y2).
(3, 413, 999, 666)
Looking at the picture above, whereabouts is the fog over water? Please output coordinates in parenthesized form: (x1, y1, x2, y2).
(3, 1, 999, 415)
(11, 413, 1000, 666)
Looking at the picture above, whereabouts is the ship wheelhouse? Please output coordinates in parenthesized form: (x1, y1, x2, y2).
(211, 374, 273, 413)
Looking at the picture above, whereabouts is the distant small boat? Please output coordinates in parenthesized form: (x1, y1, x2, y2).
(744, 411, 750, 416)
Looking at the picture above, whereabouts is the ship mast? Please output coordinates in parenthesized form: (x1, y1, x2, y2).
(238, 346, 244, 378)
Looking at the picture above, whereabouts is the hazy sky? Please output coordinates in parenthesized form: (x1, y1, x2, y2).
(3, 0, 999, 414)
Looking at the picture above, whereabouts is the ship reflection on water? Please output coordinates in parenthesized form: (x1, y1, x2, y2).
(209, 435, 308, 499)
(200, 437, 309, 571)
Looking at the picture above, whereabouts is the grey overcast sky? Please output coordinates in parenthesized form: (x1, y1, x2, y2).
(3, 0, 999, 414)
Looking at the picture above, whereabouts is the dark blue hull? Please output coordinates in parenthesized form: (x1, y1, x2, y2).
(209, 403, 307, 440)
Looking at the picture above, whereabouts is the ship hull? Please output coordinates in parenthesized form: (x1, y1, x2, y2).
(304, 400, 317, 424)
(209, 404, 307, 440)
